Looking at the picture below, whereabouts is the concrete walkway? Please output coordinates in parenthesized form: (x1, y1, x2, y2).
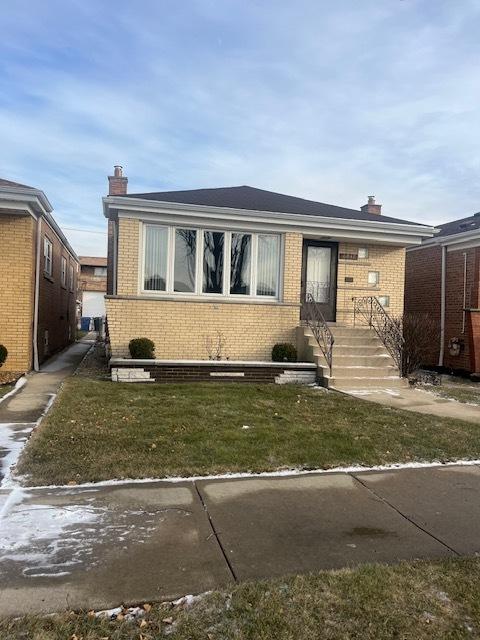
(2, 463, 480, 616)
(346, 386, 480, 423)
(0, 336, 95, 485)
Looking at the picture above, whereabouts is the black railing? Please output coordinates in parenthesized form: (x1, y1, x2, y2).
(304, 293, 334, 376)
(352, 296, 405, 376)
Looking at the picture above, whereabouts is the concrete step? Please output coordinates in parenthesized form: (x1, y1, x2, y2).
(331, 354, 395, 367)
(332, 336, 384, 346)
(331, 365, 399, 378)
(333, 345, 389, 357)
(330, 376, 408, 390)
(328, 327, 376, 338)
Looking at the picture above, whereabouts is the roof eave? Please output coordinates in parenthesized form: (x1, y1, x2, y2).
(103, 195, 437, 240)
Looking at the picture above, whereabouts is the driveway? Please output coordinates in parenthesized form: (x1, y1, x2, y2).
(2, 464, 480, 616)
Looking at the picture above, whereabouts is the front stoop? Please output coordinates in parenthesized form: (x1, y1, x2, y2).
(297, 325, 408, 391)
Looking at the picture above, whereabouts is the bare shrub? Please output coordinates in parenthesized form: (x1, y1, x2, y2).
(393, 313, 440, 376)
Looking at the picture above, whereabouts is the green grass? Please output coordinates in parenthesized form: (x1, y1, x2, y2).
(2, 558, 480, 639)
(76, 329, 89, 339)
(0, 384, 13, 398)
(435, 384, 480, 406)
(16, 377, 480, 486)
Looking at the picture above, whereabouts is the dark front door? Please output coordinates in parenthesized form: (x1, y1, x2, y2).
(300, 240, 338, 322)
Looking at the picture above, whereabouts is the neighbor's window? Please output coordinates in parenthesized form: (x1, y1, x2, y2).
(230, 233, 251, 295)
(174, 229, 197, 293)
(257, 234, 280, 296)
(94, 266, 107, 277)
(144, 225, 168, 291)
(69, 264, 74, 291)
(358, 247, 369, 259)
(368, 271, 379, 286)
(61, 256, 67, 287)
(378, 295, 390, 307)
(203, 231, 224, 294)
(44, 237, 53, 276)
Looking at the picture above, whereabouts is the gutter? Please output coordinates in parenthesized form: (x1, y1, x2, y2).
(438, 244, 447, 367)
(33, 215, 42, 371)
(102, 196, 437, 239)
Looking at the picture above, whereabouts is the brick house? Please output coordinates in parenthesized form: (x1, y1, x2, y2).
(79, 256, 107, 321)
(104, 166, 436, 385)
(405, 213, 480, 375)
(0, 178, 79, 372)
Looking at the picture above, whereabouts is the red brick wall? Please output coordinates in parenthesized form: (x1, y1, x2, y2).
(406, 244, 480, 373)
(404, 245, 442, 366)
(443, 247, 479, 371)
(37, 219, 78, 364)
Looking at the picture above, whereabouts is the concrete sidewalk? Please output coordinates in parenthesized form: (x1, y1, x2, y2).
(1, 464, 480, 616)
(0, 336, 95, 485)
(347, 386, 480, 423)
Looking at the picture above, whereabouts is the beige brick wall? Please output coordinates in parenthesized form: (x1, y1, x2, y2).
(117, 217, 141, 295)
(336, 242, 406, 324)
(0, 215, 35, 371)
(108, 227, 303, 359)
(108, 218, 406, 359)
(106, 298, 299, 359)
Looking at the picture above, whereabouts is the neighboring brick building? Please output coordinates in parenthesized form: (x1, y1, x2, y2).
(79, 256, 107, 321)
(0, 178, 78, 372)
(103, 167, 435, 378)
(406, 214, 480, 375)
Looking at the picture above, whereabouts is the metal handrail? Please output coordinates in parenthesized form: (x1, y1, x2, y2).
(304, 293, 334, 376)
(352, 296, 405, 376)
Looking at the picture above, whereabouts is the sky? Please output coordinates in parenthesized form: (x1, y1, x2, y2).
(1, 0, 480, 256)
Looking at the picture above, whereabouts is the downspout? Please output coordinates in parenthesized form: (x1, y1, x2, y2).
(33, 215, 42, 371)
(438, 244, 447, 367)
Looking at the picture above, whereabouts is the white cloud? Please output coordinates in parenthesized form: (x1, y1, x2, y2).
(0, 0, 479, 253)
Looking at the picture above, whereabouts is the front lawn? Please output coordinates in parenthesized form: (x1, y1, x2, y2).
(2, 557, 480, 639)
(0, 384, 13, 399)
(17, 374, 480, 485)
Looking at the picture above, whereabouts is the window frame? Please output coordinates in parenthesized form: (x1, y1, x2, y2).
(141, 223, 281, 301)
(69, 264, 75, 292)
(378, 295, 390, 308)
(43, 237, 53, 277)
(368, 270, 380, 286)
(61, 256, 67, 287)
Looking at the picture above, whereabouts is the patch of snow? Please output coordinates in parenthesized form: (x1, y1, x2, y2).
(0, 376, 27, 405)
(26, 458, 480, 491)
(241, 425, 251, 430)
(0, 423, 36, 486)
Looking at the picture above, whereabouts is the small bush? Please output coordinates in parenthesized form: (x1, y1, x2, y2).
(129, 338, 155, 359)
(272, 343, 297, 362)
(0, 344, 7, 368)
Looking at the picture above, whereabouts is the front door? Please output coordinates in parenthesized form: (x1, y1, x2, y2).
(300, 240, 338, 322)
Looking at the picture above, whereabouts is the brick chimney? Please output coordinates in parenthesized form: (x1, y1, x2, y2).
(361, 195, 382, 215)
(108, 165, 128, 195)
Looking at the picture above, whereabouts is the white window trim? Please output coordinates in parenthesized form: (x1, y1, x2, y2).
(69, 264, 74, 292)
(61, 256, 67, 287)
(140, 223, 281, 301)
(44, 237, 53, 277)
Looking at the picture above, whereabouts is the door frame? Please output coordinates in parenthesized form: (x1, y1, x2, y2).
(300, 239, 338, 322)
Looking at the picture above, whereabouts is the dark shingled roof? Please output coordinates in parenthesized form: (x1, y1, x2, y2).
(436, 213, 480, 238)
(121, 185, 424, 227)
